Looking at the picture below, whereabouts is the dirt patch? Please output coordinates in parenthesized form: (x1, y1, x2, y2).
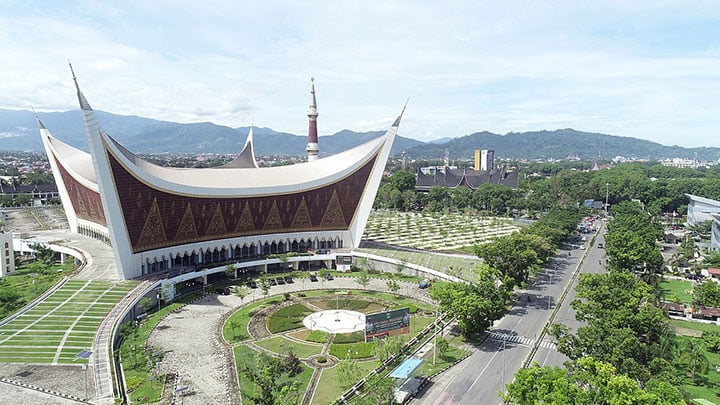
(288, 329, 312, 341)
(311, 297, 388, 314)
(674, 326, 703, 337)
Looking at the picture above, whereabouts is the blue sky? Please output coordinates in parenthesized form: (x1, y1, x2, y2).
(1, 1, 719, 147)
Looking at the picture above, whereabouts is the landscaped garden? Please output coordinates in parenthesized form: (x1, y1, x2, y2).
(362, 210, 520, 251)
(225, 290, 454, 405)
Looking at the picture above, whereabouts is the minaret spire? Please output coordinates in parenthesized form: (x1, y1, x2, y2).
(306, 77, 320, 162)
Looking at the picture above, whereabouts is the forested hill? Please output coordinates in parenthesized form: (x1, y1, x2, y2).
(1, 109, 717, 160)
(0, 109, 423, 156)
(408, 129, 720, 161)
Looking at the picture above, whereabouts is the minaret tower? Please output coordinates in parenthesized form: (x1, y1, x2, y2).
(306, 77, 320, 162)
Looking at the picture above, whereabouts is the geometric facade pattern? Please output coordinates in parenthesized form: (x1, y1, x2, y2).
(108, 150, 377, 252)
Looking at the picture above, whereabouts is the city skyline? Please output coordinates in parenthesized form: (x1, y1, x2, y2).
(1, 1, 720, 147)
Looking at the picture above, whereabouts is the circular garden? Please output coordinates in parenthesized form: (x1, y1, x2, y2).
(222, 289, 441, 405)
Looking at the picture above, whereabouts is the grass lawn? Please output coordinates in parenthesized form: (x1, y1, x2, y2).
(329, 342, 375, 359)
(661, 279, 694, 304)
(672, 319, 720, 336)
(311, 359, 379, 405)
(417, 344, 468, 376)
(267, 303, 314, 333)
(255, 336, 323, 358)
(223, 297, 284, 343)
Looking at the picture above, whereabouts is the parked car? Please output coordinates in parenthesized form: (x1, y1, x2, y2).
(309, 274, 318, 282)
(276, 277, 286, 285)
(324, 273, 334, 281)
(419, 279, 431, 289)
(246, 280, 257, 289)
(284, 276, 294, 283)
(268, 278, 277, 286)
(216, 287, 230, 295)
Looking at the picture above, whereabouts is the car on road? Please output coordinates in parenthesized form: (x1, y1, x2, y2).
(309, 274, 318, 282)
(597, 243, 604, 248)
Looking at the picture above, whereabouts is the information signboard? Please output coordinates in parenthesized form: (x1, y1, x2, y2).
(365, 307, 411, 341)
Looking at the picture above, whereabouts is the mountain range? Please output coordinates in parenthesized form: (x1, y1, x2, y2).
(1, 109, 718, 161)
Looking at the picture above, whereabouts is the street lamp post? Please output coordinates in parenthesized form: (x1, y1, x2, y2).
(605, 182, 609, 217)
(502, 336, 506, 391)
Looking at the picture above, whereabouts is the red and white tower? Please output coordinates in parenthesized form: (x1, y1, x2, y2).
(306, 77, 320, 162)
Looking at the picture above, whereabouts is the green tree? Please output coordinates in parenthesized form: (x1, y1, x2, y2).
(29, 242, 55, 265)
(225, 264, 236, 279)
(138, 297, 153, 314)
(678, 339, 709, 381)
(14, 193, 31, 206)
(360, 374, 395, 405)
(475, 233, 550, 288)
(386, 279, 400, 294)
(435, 337, 449, 359)
(238, 351, 301, 405)
(503, 357, 684, 405)
(355, 273, 370, 289)
(429, 265, 508, 338)
(234, 286, 251, 303)
(693, 279, 720, 309)
(259, 278, 270, 296)
(335, 359, 360, 389)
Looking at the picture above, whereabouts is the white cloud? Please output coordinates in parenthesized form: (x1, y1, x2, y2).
(0, 1, 719, 147)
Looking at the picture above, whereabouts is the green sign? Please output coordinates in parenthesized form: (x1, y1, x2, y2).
(365, 307, 410, 341)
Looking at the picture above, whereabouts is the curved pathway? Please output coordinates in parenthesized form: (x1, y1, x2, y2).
(148, 276, 432, 404)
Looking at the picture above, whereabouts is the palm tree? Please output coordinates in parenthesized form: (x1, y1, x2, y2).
(678, 339, 709, 381)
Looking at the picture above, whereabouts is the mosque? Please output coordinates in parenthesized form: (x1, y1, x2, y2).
(39, 66, 402, 280)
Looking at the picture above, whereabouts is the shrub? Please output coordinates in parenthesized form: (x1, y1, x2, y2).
(126, 376, 144, 392)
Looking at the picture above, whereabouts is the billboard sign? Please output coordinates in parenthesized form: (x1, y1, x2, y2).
(365, 307, 411, 341)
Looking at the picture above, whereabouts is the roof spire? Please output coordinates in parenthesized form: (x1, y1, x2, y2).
(392, 98, 409, 128)
(31, 107, 46, 129)
(306, 77, 320, 162)
(68, 61, 93, 111)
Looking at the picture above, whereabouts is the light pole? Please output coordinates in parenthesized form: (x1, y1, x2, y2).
(548, 271, 553, 312)
(605, 182, 609, 217)
(502, 336, 506, 391)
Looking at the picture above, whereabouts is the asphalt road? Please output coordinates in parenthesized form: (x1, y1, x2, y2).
(415, 226, 607, 405)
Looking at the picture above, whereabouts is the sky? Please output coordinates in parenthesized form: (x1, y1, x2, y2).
(1, 1, 720, 148)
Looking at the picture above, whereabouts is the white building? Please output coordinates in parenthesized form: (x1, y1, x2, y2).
(686, 194, 720, 226)
(0, 231, 15, 276)
(39, 66, 402, 280)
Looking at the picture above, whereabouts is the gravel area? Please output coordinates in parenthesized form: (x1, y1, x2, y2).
(147, 294, 239, 405)
(0, 363, 92, 404)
